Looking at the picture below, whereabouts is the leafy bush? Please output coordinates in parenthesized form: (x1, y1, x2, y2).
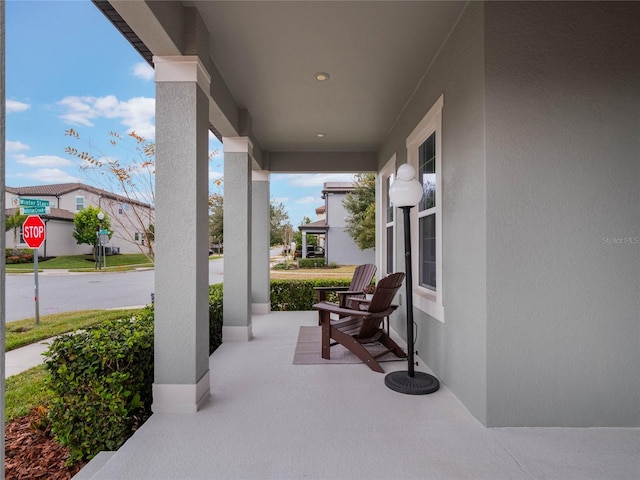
(44, 308, 154, 464)
(209, 283, 223, 354)
(298, 258, 326, 269)
(5, 249, 35, 264)
(271, 278, 351, 311)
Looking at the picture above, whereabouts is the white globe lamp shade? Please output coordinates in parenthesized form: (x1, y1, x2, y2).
(97, 212, 105, 221)
(389, 164, 423, 207)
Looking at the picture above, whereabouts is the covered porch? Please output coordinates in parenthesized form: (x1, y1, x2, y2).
(96, 0, 638, 432)
(77, 311, 637, 479)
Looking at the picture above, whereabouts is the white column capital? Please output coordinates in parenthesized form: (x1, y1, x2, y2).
(252, 170, 270, 182)
(153, 55, 211, 91)
(223, 136, 254, 156)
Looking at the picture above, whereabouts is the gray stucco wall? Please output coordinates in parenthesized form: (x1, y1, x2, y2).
(325, 190, 374, 266)
(484, 1, 640, 427)
(379, 1, 488, 424)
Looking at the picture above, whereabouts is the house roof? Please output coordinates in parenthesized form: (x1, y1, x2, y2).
(322, 182, 355, 196)
(6, 183, 152, 209)
(6, 207, 76, 222)
(298, 219, 328, 232)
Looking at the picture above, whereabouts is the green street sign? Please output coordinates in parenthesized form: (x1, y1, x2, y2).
(20, 206, 50, 215)
(18, 198, 50, 208)
(99, 229, 110, 235)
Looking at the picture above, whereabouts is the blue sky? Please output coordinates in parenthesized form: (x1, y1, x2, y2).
(5, 0, 354, 225)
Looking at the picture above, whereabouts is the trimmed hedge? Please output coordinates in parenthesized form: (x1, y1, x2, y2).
(44, 308, 154, 464)
(271, 278, 351, 311)
(298, 258, 326, 269)
(209, 283, 223, 354)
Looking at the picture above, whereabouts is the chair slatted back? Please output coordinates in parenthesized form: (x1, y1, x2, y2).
(349, 263, 377, 292)
(359, 272, 405, 338)
(341, 264, 376, 308)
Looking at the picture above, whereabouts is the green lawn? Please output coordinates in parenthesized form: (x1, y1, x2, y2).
(6, 308, 146, 351)
(5, 253, 153, 272)
(5, 365, 52, 422)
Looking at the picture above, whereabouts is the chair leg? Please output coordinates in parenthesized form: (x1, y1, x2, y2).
(331, 328, 385, 373)
(320, 310, 332, 360)
(377, 331, 407, 359)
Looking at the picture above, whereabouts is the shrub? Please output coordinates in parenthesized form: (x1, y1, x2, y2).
(44, 308, 154, 464)
(271, 278, 351, 311)
(209, 283, 223, 354)
(298, 258, 326, 269)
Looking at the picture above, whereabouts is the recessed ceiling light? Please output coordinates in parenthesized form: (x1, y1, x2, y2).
(314, 72, 330, 81)
(316, 133, 325, 138)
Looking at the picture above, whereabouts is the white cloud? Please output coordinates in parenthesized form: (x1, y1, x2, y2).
(6, 140, 30, 152)
(209, 170, 223, 182)
(132, 62, 154, 81)
(7, 100, 30, 113)
(283, 173, 356, 188)
(14, 154, 74, 168)
(297, 196, 319, 204)
(16, 168, 81, 184)
(58, 95, 155, 139)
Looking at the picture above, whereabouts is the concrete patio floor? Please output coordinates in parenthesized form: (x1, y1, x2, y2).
(77, 311, 639, 480)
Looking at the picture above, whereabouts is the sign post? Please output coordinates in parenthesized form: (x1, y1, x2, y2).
(22, 215, 46, 324)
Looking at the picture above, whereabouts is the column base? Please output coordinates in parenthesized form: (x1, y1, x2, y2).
(251, 303, 271, 315)
(223, 324, 253, 342)
(151, 371, 210, 414)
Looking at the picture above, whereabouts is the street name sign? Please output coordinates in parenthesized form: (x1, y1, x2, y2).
(19, 198, 50, 207)
(22, 215, 47, 249)
(20, 206, 51, 215)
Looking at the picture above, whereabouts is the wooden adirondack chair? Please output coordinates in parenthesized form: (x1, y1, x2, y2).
(313, 272, 407, 373)
(314, 263, 376, 310)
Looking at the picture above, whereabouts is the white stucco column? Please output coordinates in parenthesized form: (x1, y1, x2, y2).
(252, 170, 270, 314)
(223, 137, 253, 341)
(152, 56, 211, 413)
(302, 232, 307, 257)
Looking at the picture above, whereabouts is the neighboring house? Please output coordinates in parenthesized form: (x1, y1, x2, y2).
(4, 183, 154, 257)
(43, 1, 638, 432)
(298, 182, 374, 265)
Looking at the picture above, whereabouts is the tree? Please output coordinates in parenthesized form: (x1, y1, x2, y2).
(66, 129, 155, 261)
(5, 210, 27, 255)
(343, 173, 376, 250)
(270, 200, 290, 246)
(73, 206, 112, 258)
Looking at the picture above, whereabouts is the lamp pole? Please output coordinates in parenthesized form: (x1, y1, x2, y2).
(97, 211, 104, 270)
(385, 164, 440, 395)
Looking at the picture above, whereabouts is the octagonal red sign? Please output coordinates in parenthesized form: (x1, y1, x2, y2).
(22, 215, 46, 249)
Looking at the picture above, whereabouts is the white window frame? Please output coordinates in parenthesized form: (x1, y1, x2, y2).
(379, 155, 396, 276)
(406, 94, 444, 323)
(75, 196, 85, 212)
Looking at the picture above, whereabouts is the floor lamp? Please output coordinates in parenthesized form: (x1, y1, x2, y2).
(385, 164, 440, 395)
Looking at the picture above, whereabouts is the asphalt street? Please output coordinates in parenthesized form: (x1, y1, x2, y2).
(5, 257, 225, 323)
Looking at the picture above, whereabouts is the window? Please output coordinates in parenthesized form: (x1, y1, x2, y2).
(406, 94, 444, 322)
(134, 232, 140, 242)
(380, 156, 395, 276)
(75, 196, 85, 212)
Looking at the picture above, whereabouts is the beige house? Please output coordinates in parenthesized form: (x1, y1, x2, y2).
(4, 183, 154, 257)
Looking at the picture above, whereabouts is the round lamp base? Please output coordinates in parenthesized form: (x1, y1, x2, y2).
(384, 370, 440, 395)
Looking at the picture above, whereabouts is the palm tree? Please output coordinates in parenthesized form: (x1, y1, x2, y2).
(5, 210, 28, 255)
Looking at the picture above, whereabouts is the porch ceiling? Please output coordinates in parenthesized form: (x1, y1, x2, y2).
(101, 1, 466, 160)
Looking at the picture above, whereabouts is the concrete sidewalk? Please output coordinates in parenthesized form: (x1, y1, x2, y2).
(5, 339, 53, 377)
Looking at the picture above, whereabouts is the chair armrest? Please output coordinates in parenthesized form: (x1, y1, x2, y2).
(314, 286, 349, 302)
(312, 301, 369, 318)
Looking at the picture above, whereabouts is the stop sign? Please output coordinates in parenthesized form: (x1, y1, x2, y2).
(22, 215, 46, 249)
